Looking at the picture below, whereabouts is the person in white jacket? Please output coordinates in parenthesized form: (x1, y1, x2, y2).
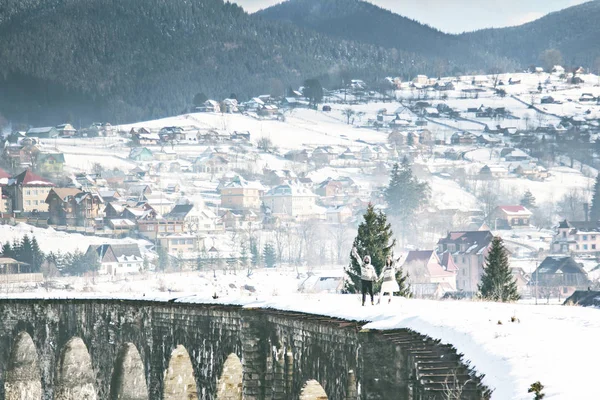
(378, 255, 401, 304)
(351, 247, 377, 306)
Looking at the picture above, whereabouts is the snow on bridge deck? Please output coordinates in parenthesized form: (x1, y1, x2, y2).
(1, 293, 597, 399)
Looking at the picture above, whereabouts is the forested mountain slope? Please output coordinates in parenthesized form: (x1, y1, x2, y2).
(0, 0, 438, 125)
(462, 0, 600, 70)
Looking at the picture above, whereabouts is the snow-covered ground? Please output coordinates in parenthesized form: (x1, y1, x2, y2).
(0, 223, 151, 255)
(2, 280, 597, 400)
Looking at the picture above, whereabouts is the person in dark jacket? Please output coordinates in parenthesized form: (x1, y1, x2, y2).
(351, 247, 377, 306)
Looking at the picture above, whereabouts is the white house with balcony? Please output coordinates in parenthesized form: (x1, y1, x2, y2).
(552, 220, 600, 255)
(263, 183, 323, 220)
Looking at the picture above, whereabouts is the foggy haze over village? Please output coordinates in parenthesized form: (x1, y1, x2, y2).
(0, 0, 600, 399)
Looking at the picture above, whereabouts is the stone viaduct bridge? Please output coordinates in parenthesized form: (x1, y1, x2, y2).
(0, 298, 490, 400)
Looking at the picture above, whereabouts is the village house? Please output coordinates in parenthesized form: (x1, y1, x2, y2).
(221, 209, 260, 231)
(86, 244, 143, 275)
(263, 183, 322, 220)
(479, 164, 509, 179)
(137, 209, 185, 241)
(503, 149, 530, 162)
(311, 147, 338, 165)
(325, 206, 353, 224)
(220, 176, 265, 210)
(451, 132, 476, 145)
(400, 250, 457, 298)
(130, 129, 161, 146)
(263, 169, 297, 186)
(193, 154, 229, 176)
(6, 170, 54, 213)
(157, 234, 198, 255)
(107, 219, 136, 236)
(491, 205, 533, 229)
(142, 193, 175, 215)
(36, 153, 65, 174)
(0, 168, 11, 213)
(46, 188, 103, 227)
(437, 230, 494, 293)
(512, 164, 549, 180)
(26, 127, 59, 139)
(153, 149, 177, 161)
(530, 256, 589, 297)
(284, 149, 310, 163)
(196, 99, 221, 113)
(98, 189, 121, 203)
(0, 257, 42, 283)
(129, 147, 153, 162)
(56, 123, 77, 137)
(552, 220, 600, 255)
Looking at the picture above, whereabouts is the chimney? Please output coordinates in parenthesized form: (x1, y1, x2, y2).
(584, 203, 589, 222)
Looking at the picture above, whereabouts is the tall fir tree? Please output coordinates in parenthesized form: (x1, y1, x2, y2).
(1, 241, 13, 258)
(263, 243, 276, 268)
(520, 190, 536, 209)
(478, 237, 520, 302)
(384, 158, 429, 243)
(30, 236, 44, 273)
(344, 204, 410, 295)
(589, 174, 600, 221)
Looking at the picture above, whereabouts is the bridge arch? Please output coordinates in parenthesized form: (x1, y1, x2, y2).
(163, 345, 198, 400)
(216, 353, 242, 400)
(109, 343, 148, 400)
(54, 337, 97, 400)
(4, 331, 42, 400)
(299, 380, 328, 400)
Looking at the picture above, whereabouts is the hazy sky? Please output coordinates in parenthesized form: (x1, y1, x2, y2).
(235, 0, 591, 33)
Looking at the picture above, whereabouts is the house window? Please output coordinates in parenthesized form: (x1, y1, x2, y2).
(26, 200, 31, 206)
(562, 231, 566, 238)
(576, 245, 580, 250)
(593, 235, 597, 240)
(584, 244, 588, 250)
(462, 256, 466, 263)
(34, 200, 38, 205)
(593, 245, 597, 250)
(26, 190, 31, 195)
(583, 235, 588, 241)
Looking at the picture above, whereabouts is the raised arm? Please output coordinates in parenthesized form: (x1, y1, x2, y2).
(351, 247, 363, 267)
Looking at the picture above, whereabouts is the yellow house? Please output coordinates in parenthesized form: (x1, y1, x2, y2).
(158, 234, 198, 255)
(6, 170, 54, 212)
(220, 177, 265, 210)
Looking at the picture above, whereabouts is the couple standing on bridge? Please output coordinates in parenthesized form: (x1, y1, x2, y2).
(351, 247, 400, 306)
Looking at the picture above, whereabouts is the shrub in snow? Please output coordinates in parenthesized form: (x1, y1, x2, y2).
(528, 381, 545, 399)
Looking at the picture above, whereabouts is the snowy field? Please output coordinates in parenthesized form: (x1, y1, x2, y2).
(0, 223, 151, 255)
(118, 110, 390, 151)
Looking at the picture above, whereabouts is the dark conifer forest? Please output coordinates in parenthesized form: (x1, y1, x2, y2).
(1, 0, 599, 125)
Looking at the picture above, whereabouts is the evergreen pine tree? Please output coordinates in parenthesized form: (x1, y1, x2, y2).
(344, 204, 409, 295)
(17, 235, 34, 267)
(30, 236, 44, 273)
(250, 239, 261, 267)
(520, 190, 537, 209)
(478, 237, 520, 302)
(263, 243, 276, 268)
(1, 241, 13, 258)
(384, 158, 429, 243)
(589, 174, 600, 221)
(156, 246, 170, 271)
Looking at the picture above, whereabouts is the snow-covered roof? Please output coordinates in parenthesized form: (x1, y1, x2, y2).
(497, 205, 533, 216)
